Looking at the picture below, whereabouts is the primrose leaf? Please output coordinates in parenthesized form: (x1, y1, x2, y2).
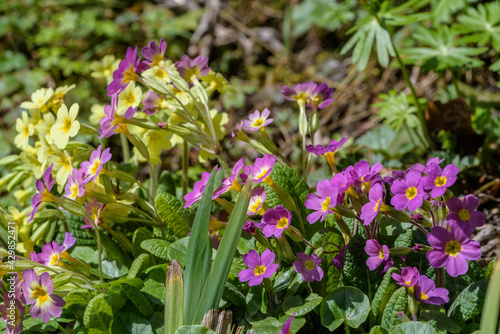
(381, 287, 408, 332)
(320, 286, 370, 331)
(448, 280, 488, 323)
(174, 326, 216, 334)
(391, 321, 438, 334)
(140, 239, 171, 261)
(370, 267, 398, 327)
(155, 192, 191, 238)
(284, 293, 323, 317)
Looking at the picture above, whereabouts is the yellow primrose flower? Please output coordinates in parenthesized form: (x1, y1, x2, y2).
(50, 103, 80, 149)
(48, 84, 76, 112)
(90, 55, 120, 83)
(117, 82, 142, 115)
(34, 112, 55, 143)
(201, 71, 233, 94)
(128, 111, 148, 137)
(145, 129, 172, 164)
(20, 87, 54, 113)
(48, 149, 73, 187)
(14, 111, 34, 149)
(142, 65, 171, 85)
(36, 135, 54, 165)
(90, 104, 105, 125)
(202, 109, 228, 140)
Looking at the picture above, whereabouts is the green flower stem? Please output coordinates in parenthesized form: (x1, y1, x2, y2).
(120, 133, 130, 162)
(345, 322, 351, 334)
(150, 162, 159, 201)
(57, 323, 70, 334)
(182, 140, 189, 197)
(390, 38, 432, 149)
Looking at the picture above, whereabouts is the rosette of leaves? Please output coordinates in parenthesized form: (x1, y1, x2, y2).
(430, 0, 478, 24)
(372, 90, 422, 132)
(400, 26, 488, 72)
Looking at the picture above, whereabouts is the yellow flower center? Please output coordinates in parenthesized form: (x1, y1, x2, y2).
(420, 291, 428, 300)
(458, 209, 470, 221)
(292, 92, 309, 104)
(374, 199, 381, 212)
(378, 248, 385, 259)
(33, 286, 49, 304)
(254, 265, 266, 276)
(445, 240, 462, 257)
(154, 68, 168, 80)
(63, 118, 73, 132)
(124, 92, 136, 105)
(321, 197, 331, 212)
(256, 168, 269, 180)
(49, 253, 60, 265)
(404, 280, 411, 286)
(123, 65, 137, 83)
(253, 119, 264, 127)
(90, 159, 101, 175)
(71, 184, 79, 198)
(151, 54, 164, 67)
(250, 199, 263, 213)
(185, 68, 200, 81)
(23, 125, 30, 137)
(277, 217, 289, 229)
(406, 186, 418, 200)
(304, 260, 315, 271)
(230, 179, 242, 192)
(435, 176, 447, 187)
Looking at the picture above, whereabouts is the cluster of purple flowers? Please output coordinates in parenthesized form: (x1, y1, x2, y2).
(281, 81, 335, 109)
(392, 266, 449, 305)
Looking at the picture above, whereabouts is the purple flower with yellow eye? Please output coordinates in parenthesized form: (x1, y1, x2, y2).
(330, 171, 353, 194)
(107, 46, 141, 96)
(142, 91, 166, 116)
(248, 154, 276, 184)
(390, 170, 425, 211)
(21, 270, 66, 323)
(392, 266, 420, 288)
(421, 163, 459, 198)
(305, 179, 337, 224)
(184, 171, 211, 208)
(306, 83, 334, 109)
(28, 164, 58, 224)
(365, 239, 393, 272)
(80, 145, 112, 183)
(260, 205, 291, 238)
(349, 160, 383, 188)
(415, 275, 449, 305)
(360, 183, 385, 225)
(426, 225, 481, 277)
(38, 232, 75, 266)
(446, 195, 485, 237)
(242, 108, 273, 132)
(138, 38, 167, 72)
(412, 157, 444, 172)
(99, 95, 136, 138)
(293, 253, 323, 282)
(0, 291, 24, 334)
(83, 198, 105, 229)
(213, 158, 245, 199)
(64, 169, 85, 200)
(238, 249, 278, 286)
(307, 138, 348, 170)
(281, 82, 317, 106)
(175, 55, 210, 81)
(247, 186, 266, 215)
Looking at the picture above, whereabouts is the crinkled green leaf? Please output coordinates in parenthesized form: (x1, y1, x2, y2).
(155, 192, 191, 238)
(381, 287, 408, 332)
(141, 239, 171, 261)
(121, 283, 154, 318)
(370, 267, 398, 327)
(127, 253, 150, 278)
(391, 321, 438, 334)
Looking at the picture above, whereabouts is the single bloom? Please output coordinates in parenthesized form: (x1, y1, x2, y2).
(213, 158, 245, 198)
(392, 266, 420, 288)
(306, 137, 348, 156)
(117, 82, 142, 115)
(38, 241, 62, 266)
(414, 275, 450, 305)
(99, 95, 136, 138)
(330, 170, 353, 194)
(332, 245, 347, 270)
(80, 145, 112, 183)
(27, 164, 57, 224)
(349, 160, 383, 188)
(175, 55, 211, 81)
(238, 249, 279, 286)
(293, 253, 323, 282)
(247, 186, 266, 215)
(365, 239, 393, 272)
(138, 38, 167, 72)
(242, 108, 273, 132)
(21, 269, 66, 323)
(420, 163, 459, 198)
(50, 103, 80, 150)
(107, 46, 141, 96)
(306, 82, 334, 109)
(360, 183, 385, 225)
(83, 198, 105, 229)
(426, 225, 481, 277)
(248, 154, 276, 184)
(64, 168, 85, 200)
(0, 291, 24, 334)
(304, 179, 337, 224)
(446, 195, 485, 237)
(142, 91, 169, 116)
(281, 82, 317, 106)
(259, 205, 292, 239)
(390, 170, 425, 211)
(14, 111, 34, 149)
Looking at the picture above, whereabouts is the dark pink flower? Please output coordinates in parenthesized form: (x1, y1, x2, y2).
(242, 108, 273, 132)
(213, 158, 245, 199)
(330, 170, 353, 194)
(281, 82, 317, 106)
(175, 55, 210, 81)
(280, 313, 296, 334)
(107, 46, 141, 96)
(184, 171, 211, 208)
(349, 160, 383, 188)
(306, 137, 348, 156)
(383, 170, 407, 185)
(259, 205, 292, 239)
(426, 225, 481, 277)
(421, 163, 459, 198)
(306, 83, 334, 109)
(242, 221, 256, 235)
(360, 183, 385, 225)
(392, 266, 420, 287)
(80, 145, 112, 183)
(64, 168, 85, 200)
(247, 186, 266, 215)
(446, 195, 485, 237)
(293, 253, 323, 282)
(247, 154, 276, 184)
(238, 249, 278, 286)
(365, 239, 393, 272)
(21, 269, 66, 323)
(27, 164, 57, 224)
(83, 198, 105, 229)
(390, 170, 425, 211)
(138, 38, 167, 72)
(304, 179, 337, 224)
(99, 95, 136, 138)
(415, 275, 449, 305)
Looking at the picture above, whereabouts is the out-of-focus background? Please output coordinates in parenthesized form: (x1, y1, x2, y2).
(1, 0, 499, 261)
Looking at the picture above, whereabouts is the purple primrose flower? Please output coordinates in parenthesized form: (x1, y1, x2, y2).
(138, 38, 167, 72)
(392, 266, 420, 287)
(390, 170, 425, 211)
(446, 195, 485, 237)
(306, 82, 334, 109)
(304, 179, 337, 224)
(107, 46, 141, 96)
(213, 158, 245, 199)
(259, 205, 292, 239)
(293, 253, 323, 282)
(242, 108, 273, 132)
(360, 183, 385, 225)
(0, 292, 24, 334)
(421, 163, 459, 198)
(27, 164, 56, 224)
(365, 239, 393, 272)
(175, 55, 210, 81)
(238, 249, 278, 286)
(80, 145, 112, 183)
(415, 275, 450, 305)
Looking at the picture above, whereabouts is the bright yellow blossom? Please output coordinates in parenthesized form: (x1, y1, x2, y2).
(14, 111, 34, 149)
(20, 87, 54, 113)
(48, 149, 73, 188)
(90, 55, 120, 83)
(145, 130, 172, 164)
(50, 103, 80, 149)
(47, 84, 76, 112)
(117, 82, 142, 115)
